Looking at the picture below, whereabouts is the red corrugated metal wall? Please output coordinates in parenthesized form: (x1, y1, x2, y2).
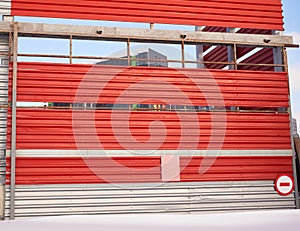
(5, 61, 293, 185)
(6, 109, 291, 150)
(6, 156, 293, 184)
(11, 62, 289, 108)
(10, 0, 284, 30)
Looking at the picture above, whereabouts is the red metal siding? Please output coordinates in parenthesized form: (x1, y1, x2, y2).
(11, 62, 289, 108)
(6, 156, 293, 184)
(203, 28, 274, 70)
(238, 48, 274, 71)
(11, 0, 284, 30)
(203, 46, 228, 70)
(180, 156, 293, 182)
(6, 109, 291, 150)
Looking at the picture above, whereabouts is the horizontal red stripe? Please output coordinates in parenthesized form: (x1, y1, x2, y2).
(180, 156, 293, 183)
(10, 62, 289, 107)
(5, 156, 293, 185)
(6, 109, 292, 150)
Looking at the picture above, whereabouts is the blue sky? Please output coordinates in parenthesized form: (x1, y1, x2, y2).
(14, 0, 300, 132)
(283, 0, 300, 132)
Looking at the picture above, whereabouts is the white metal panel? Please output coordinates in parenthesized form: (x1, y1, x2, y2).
(0, 0, 11, 16)
(4, 181, 296, 219)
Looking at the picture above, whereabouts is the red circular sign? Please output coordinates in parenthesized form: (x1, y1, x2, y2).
(274, 174, 294, 196)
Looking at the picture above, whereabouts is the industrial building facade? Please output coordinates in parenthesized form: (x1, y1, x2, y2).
(0, 0, 299, 219)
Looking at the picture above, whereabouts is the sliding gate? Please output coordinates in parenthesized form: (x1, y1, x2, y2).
(0, 0, 298, 219)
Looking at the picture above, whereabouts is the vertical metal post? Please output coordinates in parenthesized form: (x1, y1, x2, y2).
(181, 39, 185, 68)
(272, 31, 283, 72)
(227, 28, 235, 70)
(233, 43, 238, 70)
(195, 26, 204, 68)
(10, 22, 18, 220)
(284, 48, 300, 209)
(127, 38, 131, 66)
(69, 35, 73, 64)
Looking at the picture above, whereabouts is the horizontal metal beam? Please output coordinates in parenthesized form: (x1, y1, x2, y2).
(0, 21, 297, 47)
(5, 150, 292, 157)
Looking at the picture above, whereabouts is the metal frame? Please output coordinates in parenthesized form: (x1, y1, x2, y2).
(283, 48, 300, 208)
(0, 21, 295, 46)
(0, 22, 295, 70)
(9, 22, 17, 220)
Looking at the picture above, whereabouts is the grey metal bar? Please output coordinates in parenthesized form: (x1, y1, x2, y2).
(233, 43, 238, 70)
(195, 26, 204, 69)
(69, 35, 73, 64)
(127, 38, 130, 66)
(272, 30, 283, 72)
(10, 22, 18, 220)
(227, 28, 235, 70)
(181, 39, 185, 68)
(284, 48, 300, 209)
(17, 53, 286, 69)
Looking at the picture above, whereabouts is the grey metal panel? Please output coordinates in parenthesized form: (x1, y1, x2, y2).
(0, 35, 8, 105)
(0, 33, 8, 221)
(0, 0, 11, 16)
(4, 181, 296, 219)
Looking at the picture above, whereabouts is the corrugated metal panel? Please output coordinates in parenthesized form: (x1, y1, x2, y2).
(0, 34, 8, 220)
(238, 28, 272, 35)
(0, 0, 11, 15)
(203, 46, 228, 69)
(0, 35, 8, 176)
(239, 48, 274, 71)
(9, 0, 284, 30)
(6, 109, 292, 150)
(180, 156, 293, 182)
(0, 35, 8, 106)
(6, 157, 162, 184)
(0, 109, 7, 156)
(202, 28, 274, 70)
(11, 62, 289, 108)
(4, 156, 293, 185)
(4, 181, 296, 219)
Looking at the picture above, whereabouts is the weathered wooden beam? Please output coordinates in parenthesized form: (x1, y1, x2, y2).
(0, 21, 298, 47)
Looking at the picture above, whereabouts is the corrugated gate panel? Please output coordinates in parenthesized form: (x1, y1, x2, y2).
(4, 181, 296, 218)
(4, 156, 293, 185)
(9, 0, 283, 30)
(6, 109, 292, 150)
(10, 62, 289, 108)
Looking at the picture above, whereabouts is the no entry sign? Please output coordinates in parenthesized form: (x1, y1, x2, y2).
(275, 174, 294, 196)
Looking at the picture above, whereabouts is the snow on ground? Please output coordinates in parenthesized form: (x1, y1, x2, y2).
(1, 210, 300, 231)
